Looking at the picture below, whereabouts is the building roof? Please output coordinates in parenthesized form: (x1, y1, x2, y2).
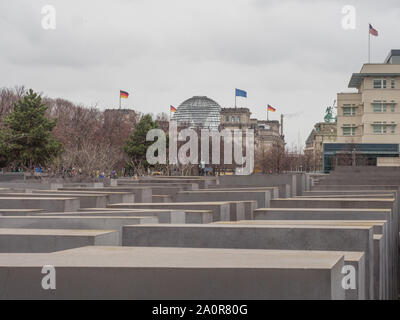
(172, 96, 221, 130)
(349, 72, 400, 88)
(348, 50, 400, 88)
(221, 107, 251, 113)
(305, 129, 316, 145)
(384, 49, 400, 63)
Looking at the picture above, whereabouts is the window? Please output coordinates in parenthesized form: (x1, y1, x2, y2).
(372, 101, 387, 113)
(373, 79, 387, 89)
(391, 122, 396, 134)
(373, 122, 387, 134)
(237, 116, 241, 122)
(226, 116, 230, 122)
(342, 124, 356, 136)
(391, 79, 396, 89)
(343, 104, 356, 116)
(231, 116, 235, 123)
(391, 101, 396, 112)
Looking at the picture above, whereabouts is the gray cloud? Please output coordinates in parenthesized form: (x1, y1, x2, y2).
(0, 0, 399, 147)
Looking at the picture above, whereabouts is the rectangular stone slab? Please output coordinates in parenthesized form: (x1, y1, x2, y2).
(0, 193, 107, 208)
(108, 202, 230, 222)
(0, 216, 157, 245)
(269, 197, 398, 299)
(0, 197, 80, 212)
(0, 229, 118, 253)
(75, 208, 213, 224)
(252, 208, 393, 300)
(219, 174, 298, 196)
(0, 209, 44, 216)
(205, 187, 280, 199)
(176, 190, 272, 209)
(0, 246, 346, 300)
(219, 219, 387, 300)
(31, 189, 135, 204)
(122, 224, 374, 299)
(61, 186, 152, 203)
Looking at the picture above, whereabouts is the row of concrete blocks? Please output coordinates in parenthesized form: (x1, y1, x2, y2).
(0, 204, 393, 299)
(113, 192, 399, 300)
(311, 170, 400, 300)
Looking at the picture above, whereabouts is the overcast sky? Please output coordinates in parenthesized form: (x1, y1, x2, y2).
(1, 0, 399, 147)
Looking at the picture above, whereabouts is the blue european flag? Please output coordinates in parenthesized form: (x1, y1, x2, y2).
(235, 88, 247, 98)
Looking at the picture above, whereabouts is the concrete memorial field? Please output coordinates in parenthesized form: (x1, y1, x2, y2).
(0, 168, 398, 300)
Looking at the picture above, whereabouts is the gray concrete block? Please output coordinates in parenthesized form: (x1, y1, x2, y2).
(122, 224, 374, 299)
(225, 219, 387, 300)
(46, 208, 213, 224)
(0, 197, 80, 212)
(0, 209, 44, 216)
(152, 195, 173, 203)
(0, 229, 118, 253)
(108, 202, 230, 222)
(176, 190, 272, 209)
(32, 189, 135, 204)
(0, 246, 346, 299)
(0, 216, 157, 245)
(0, 193, 107, 208)
(61, 186, 152, 203)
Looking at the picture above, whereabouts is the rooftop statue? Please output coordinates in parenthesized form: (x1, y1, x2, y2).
(324, 106, 334, 123)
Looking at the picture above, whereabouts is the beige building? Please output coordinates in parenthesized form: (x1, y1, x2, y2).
(220, 107, 285, 149)
(305, 122, 337, 169)
(337, 50, 400, 143)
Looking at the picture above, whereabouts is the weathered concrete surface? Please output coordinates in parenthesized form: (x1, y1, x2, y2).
(312, 185, 400, 192)
(0, 193, 107, 208)
(176, 190, 272, 209)
(201, 184, 289, 198)
(0, 216, 157, 245)
(45, 208, 214, 224)
(0, 209, 44, 216)
(122, 224, 374, 299)
(135, 176, 218, 189)
(220, 219, 387, 300)
(124, 182, 200, 190)
(253, 207, 393, 300)
(198, 187, 280, 199)
(61, 186, 152, 203)
(108, 202, 231, 222)
(270, 198, 397, 287)
(0, 246, 346, 300)
(219, 174, 298, 196)
(0, 197, 80, 212)
(34, 209, 189, 223)
(0, 229, 118, 253)
(269, 197, 398, 299)
(303, 190, 397, 197)
(152, 195, 172, 203)
(83, 208, 213, 224)
(30, 189, 135, 204)
(270, 198, 395, 210)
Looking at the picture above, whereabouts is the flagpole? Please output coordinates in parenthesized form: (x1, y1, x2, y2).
(368, 24, 371, 63)
(119, 92, 121, 109)
(235, 91, 237, 108)
(267, 109, 269, 121)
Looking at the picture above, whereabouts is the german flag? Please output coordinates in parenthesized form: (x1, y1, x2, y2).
(120, 90, 129, 99)
(170, 105, 177, 113)
(267, 104, 276, 112)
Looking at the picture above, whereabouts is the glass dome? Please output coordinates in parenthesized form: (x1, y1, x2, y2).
(172, 96, 221, 130)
